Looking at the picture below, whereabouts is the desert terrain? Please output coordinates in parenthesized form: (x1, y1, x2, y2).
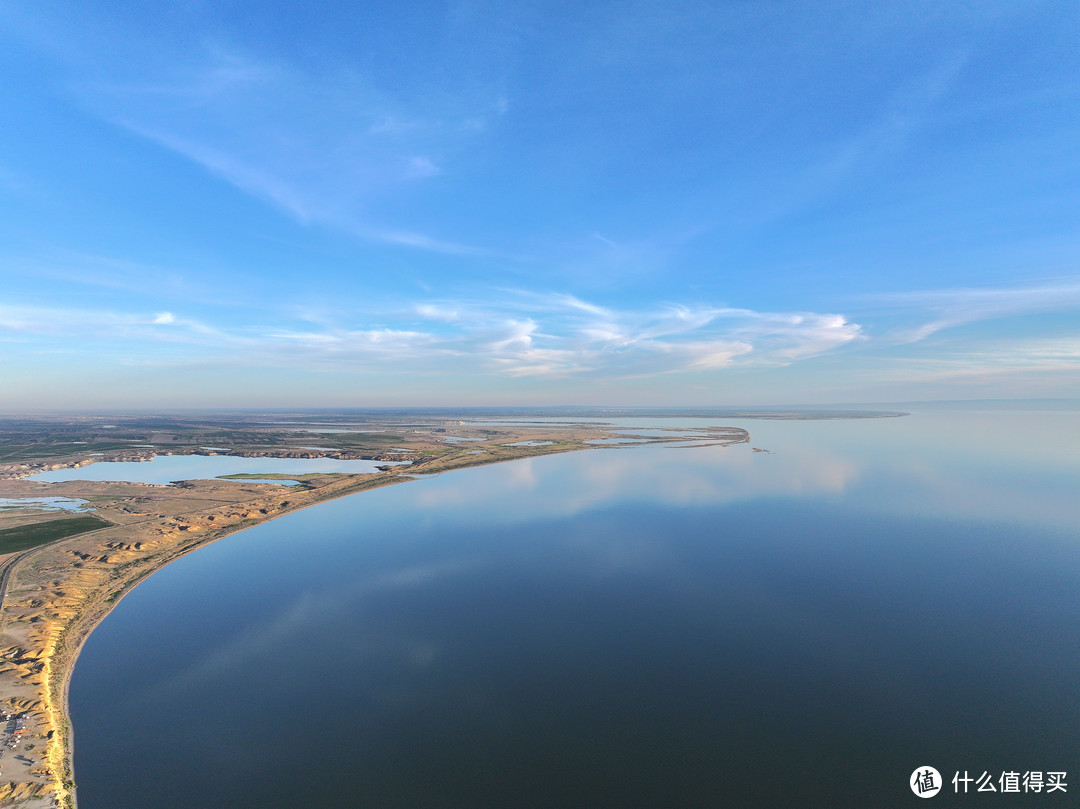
(0, 412, 751, 807)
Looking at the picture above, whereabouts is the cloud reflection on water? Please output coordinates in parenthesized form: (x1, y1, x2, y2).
(411, 441, 860, 522)
(404, 412, 1080, 534)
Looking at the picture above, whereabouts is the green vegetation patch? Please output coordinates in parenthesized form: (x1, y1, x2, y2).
(328, 432, 403, 444)
(0, 515, 110, 554)
(0, 441, 148, 462)
(216, 473, 299, 481)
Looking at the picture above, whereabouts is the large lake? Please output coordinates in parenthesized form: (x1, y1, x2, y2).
(69, 410, 1080, 807)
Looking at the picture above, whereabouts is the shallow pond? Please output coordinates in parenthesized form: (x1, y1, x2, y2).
(0, 497, 91, 512)
(30, 454, 397, 485)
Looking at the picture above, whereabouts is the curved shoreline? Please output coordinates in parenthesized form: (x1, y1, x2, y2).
(53, 474, 414, 808)
(0, 441, 610, 807)
(1, 469, 417, 807)
(0, 428, 752, 808)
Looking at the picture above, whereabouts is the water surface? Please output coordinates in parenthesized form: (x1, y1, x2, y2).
(70, 411, 1080, 807)
(0, 497, 90, 512)
(30, 454, 395, 485)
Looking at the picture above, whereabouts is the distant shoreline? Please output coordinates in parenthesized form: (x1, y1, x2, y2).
(0, 410, 900, 807)
(0, 416, 755, 807)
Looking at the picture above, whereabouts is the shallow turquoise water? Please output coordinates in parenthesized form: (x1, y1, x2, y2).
(30, 454, 395, 484)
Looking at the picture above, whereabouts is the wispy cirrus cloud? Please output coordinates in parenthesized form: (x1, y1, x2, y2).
(75, 46, 505, 254)
(878, 338, 1080, 384)
(5, 249, 196, 298)
(817, 347, 1078, 402)
(0, 304, 215, 337)
(862, 279, 1080, 343)
(356, 227, 497, 257)
(0, 293, 862, 378)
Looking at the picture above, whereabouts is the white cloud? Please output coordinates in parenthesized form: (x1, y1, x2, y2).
(414, 304, 460, 323)
(406, 156, 441, 179)
(865, 280, 1080, 343)
(390, 293, 861, 378)
(77, 48, 497, 253)
(659, 339, 755, 371)
(0, 293, 863, 378)
(0, 304, 225, 344)
(360, 228, 492, 257)
(879, 337, 1080, 384)
(116, 121, 318, 222)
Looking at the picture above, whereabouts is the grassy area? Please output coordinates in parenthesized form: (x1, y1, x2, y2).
(0, 516, 110, 554)
(322, 432, 404, 444)
(0, 442, 148, 462)
(215, 474, 300, 482)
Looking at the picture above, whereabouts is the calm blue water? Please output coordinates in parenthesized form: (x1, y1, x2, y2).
(30, 454, 395, 485)
(0, 497, 90, 512)
(69, 411, 1080, 807)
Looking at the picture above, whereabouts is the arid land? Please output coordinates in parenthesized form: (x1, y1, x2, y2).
(0, 410, 768, 808)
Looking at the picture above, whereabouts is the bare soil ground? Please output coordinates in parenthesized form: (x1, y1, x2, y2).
(0, 413, 748, 807)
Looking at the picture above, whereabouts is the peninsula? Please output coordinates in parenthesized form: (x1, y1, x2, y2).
(0, 410, 769, 808)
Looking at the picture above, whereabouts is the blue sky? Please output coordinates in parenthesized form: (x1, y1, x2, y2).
(1, 0, 1078, 408)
